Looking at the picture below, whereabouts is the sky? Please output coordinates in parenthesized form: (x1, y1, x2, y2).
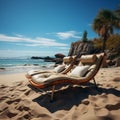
(0, 0, 120, 57)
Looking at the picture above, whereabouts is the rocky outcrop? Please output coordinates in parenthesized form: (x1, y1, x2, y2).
(31, 53, 66, 64)
(68, 41, 95, 57)
(115, 57, 120, 67)
(67, 39, 120, 67)
(55, 53, 65, 58)
(31, 56, 55, 62)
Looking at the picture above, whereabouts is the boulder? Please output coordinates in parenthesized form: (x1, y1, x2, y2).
(106, 60, 115, 67)
(54, 58, 63, 64)
(55, 53, 65, 58)
(115, 57, 120, 67)
(107, 52, 118, 60)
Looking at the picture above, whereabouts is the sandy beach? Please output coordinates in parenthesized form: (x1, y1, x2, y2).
(0, 67, 120, 120)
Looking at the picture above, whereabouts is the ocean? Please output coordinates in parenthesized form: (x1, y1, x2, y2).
(0, 57, 55, 74)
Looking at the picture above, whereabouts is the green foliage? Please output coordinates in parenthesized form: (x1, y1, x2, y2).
(92, 9, 120, 52)
(92, 9, 120, 34)
(93, 34, 120, 54)
(93, 38, 102, 48)
(106, 34, 120, 52)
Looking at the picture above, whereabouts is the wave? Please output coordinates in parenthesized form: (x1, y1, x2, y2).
(0, 63, 55, 74)
(0, 57, 55, 74)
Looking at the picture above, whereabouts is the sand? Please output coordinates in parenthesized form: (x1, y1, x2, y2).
(0, 67, 120, 120)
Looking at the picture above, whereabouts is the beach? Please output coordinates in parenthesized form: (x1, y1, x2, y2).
(0, 67, 120, 120)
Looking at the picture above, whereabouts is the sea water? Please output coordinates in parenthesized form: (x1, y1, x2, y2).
(0, 57, 54, 74)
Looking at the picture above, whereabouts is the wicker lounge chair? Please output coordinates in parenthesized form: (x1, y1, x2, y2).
(28, 53, 105, 100)
(26, 56, 76, 79)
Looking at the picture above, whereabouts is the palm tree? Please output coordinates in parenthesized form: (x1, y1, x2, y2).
(92, 9, 120, 52)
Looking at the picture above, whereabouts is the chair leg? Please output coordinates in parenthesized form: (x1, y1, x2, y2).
(93, 78, 98, 89)
(51, 85, 55, 101)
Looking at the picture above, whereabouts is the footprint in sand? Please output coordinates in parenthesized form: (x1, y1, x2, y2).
(105, 103, 120, 111)
(24, 89, 33, 96)
(81, 99, 90, 105)
(94, 107, 110, 117)
(0, 85, 7, 89)
(0, 102, 8, 112)
(112, 77, 120, 82)
(16, 105, 30, 111)
(77, 104, 88, 115)
(0, 95, 10, 102)
(0, 108, 18, 119)
(6, 98, 21, 105)
(88, 95, 97, 101)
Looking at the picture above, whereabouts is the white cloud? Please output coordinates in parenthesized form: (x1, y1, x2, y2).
(0, 34, 67, 47)
(0, 34, 25, 42)
(56, 31, 81, 40)
(13, 33, 24, 37)
(88, 23, 92, 26)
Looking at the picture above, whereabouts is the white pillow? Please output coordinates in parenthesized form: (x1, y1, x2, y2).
(70, 65, 90, 77)
(53, 65, 65, 73)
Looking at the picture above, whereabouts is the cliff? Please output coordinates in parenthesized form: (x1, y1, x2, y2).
(68, 41, 95, 57)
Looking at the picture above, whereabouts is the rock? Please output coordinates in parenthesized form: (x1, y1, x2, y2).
(31, 56, 56, 62)
(54, 58, 63, 64)
(0, 68, 5, 71)
(107, 52, 118, 60)
(81, 99, 90, 105)
(55, 53, 65, 58)
(105, 59, 116, 67)
(30, 55, 64, 64)
(68, 41, 95, 57)
(115, 57, 120, 67)
(44, 56, 54, 62)
(31, 56, 43, 59)
(106, 60, 113, 66)
(0, 68, 5, 70)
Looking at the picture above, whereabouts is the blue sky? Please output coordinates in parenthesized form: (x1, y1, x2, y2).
(0, 0, 120, 57)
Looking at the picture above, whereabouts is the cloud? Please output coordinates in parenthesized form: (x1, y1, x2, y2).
(0, 34, 67, 47)
(0, 34, 25, 42)
(13, 33, 24, 37)
(56, 31, 81, 40)
(88, 23, 92, 26)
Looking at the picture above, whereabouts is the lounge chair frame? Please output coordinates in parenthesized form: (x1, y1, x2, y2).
(26, 56, 77, 79)
(28, 53, 105, 101)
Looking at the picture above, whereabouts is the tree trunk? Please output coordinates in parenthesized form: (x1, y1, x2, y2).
(102, 34, 107, 52)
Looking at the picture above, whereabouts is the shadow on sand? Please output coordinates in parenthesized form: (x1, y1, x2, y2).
(28, 83, 120, 113)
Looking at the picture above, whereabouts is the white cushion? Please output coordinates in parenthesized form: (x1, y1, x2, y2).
(80, 54, 97, 63)
(53, 65, 65, 73)
(70, 65, 90, 77)
(63, 56, 73, 63)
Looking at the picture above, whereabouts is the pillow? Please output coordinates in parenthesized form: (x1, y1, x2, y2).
(63, 56, 73, 64)
(88, 64, 96, 71)
(70, 65, 90, 77)
(53, 65, 65, 73)
(80, 54, 97, 64)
